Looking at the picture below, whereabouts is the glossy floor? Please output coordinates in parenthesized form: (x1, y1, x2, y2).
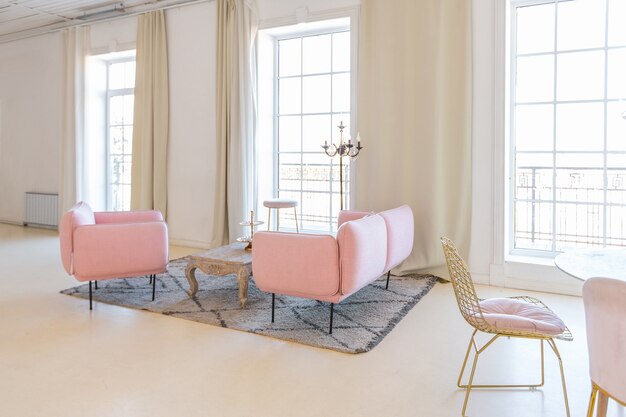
(0, 224, 620, 417)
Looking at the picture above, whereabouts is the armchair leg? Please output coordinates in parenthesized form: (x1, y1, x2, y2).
(89, 281, 93, 310)
(151, 275, 156, 301)
(271, 293, 275, 323)
(95, 281, 98, 290)
(385, 271, 391, 289)
(329, 303, 334, 334)
(149, 275, 152, 285)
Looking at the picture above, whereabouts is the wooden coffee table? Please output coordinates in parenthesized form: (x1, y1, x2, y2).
(184, 242, 252, 307)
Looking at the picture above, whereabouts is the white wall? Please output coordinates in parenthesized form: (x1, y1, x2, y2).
(0, 33, 63, 224)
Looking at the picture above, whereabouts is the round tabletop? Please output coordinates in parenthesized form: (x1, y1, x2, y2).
(554, 248, 626, 281)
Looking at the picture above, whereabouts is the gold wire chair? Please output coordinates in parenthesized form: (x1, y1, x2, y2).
(440, 237, 573, 417)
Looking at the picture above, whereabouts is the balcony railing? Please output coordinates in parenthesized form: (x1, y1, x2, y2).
(515, 166, 626, 252)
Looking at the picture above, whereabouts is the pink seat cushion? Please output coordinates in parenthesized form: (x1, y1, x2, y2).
(479, 298, 566, 336)
(263, 199, 298, 209)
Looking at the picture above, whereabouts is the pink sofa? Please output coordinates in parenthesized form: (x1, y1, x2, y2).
(252, 205, 414, 333)
(59, 201, 169, 309)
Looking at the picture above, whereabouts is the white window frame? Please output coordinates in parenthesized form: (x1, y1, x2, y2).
(272, 25, 351, 233)
(257, 7, 360, 234)
(508, 0, 625, 258)
(105, 57, 135, 211)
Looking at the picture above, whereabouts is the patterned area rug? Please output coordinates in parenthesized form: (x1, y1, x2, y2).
(60, 258, 438, 354)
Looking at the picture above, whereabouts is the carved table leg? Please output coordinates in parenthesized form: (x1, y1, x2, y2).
(238, 266, 252, 308)
(185, 264, 199, 298)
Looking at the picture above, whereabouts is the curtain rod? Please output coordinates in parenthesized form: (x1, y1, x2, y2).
(0, 0, 214, 45)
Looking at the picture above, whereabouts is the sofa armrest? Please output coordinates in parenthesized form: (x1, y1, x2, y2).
(252, 232, 340, 298)
(337, 210, 371, 228)
(94, 210, 164, 224)
(72, 222, 169, 280)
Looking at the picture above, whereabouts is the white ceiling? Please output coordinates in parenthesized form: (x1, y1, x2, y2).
(0, 0, 202, 43)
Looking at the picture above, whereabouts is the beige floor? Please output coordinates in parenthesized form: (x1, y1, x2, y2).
(0, 223, 621, 417)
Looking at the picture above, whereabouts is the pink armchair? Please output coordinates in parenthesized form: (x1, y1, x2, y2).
(252, 205, 414, 333)
(583, 277, 626, 417)
(59, 201, 169, 309)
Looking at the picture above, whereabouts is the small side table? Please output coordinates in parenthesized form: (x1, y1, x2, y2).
(184, 242, 252, 307)
(263, 198, 299, 232)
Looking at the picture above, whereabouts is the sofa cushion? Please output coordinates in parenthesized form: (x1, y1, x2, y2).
(379, 205, 414, 272)
(337, 214, 387, 297)
(59, 201, 96, 275)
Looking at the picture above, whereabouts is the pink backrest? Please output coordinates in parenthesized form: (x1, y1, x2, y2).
(59, 201, 96, 274)
(337, 210, 370, 228)
(252, 232, 340, 297)
(583, 277, 626, 403)
(94, 210, 163, 224)
(379, 205, 414, 272)
(336, 214, 387, 296)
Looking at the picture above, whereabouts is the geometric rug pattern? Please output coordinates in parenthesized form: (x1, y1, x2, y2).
(61, 258, 438, 354)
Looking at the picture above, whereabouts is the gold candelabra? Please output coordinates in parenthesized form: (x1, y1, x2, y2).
(321, 121, 363, 210)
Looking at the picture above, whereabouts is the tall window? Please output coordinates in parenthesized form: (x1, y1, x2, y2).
(510, 0, 626, 254)
(274, 27, 351, 232)
(106, 59, 135, 211)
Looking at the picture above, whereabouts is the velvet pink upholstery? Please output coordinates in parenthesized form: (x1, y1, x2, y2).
(252, 206, 412, 306)
(337, 210, 370, 228)
(379, 205, 414, 273)
(479, 298, 566, 336)
(59, 201, 169, 282)
(336, 214, 387, 296)
(583, 277, 626, 404)
(252, 232, 340, 300)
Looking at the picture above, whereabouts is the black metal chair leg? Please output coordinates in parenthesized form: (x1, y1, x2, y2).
(152, 274, 156, 301)
(329, 303, 334, 334)
(89, 281, 93, 310)
(95, 280, 98, 290)
(385, 271, 391, 289)
(149, 275, 152, 285)
(271, 293, 275, 323)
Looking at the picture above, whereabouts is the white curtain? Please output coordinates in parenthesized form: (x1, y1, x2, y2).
(356, 0, 472, 274)
(60, 26, 90, 214)
(131, 10, 169, 218)
(214, 0, 258, 245)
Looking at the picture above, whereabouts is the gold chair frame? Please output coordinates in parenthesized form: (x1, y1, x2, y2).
(586, 382, 626, 417)
(441, 237, 573, 417)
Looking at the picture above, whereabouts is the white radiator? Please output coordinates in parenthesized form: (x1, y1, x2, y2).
(24, 192, 59, 229)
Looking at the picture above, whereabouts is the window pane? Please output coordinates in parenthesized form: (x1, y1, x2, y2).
(608, 0, 626, 47)
(123, 126, 133, 154)
(303, 34, 331, 75)
(607, 206, 626, 246)
(332, 31, 350, 72)
(332, 73, 350, 113)
(278, 116, 301, 152)
(606, 102, 626, 150)
(124, 95, 134, 125)
(109, 96, 124, 125)
(608, 49, 626, 100)
(302, 75, 331, 114)
(302, 114, 331, 152)
(515, 154, 553, 201)
(277, 190, 300, 230)
(557, 0, 606, 51)
(278, 153, 301, 191)
(555, 167, 604, 204)
(514, 202, 553, 251)
(515, 104, 553, 151)
(555, 203, 603, 251)
(124, 61, 136, 89)
(109, 62, 125, 89)
(516, 3, 555, 54)
(556, 103, 604, 151)
(301, 192, 330, 231)
(516, 55, 554, 103)
(110, 127, 124, 154)
(279, 38, 301, 77)
(279, 78, 301, 114)
(331, 114, 351, 143)
(557, 50, 604, 101)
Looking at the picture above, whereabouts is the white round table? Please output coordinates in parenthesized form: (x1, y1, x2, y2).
(554, 248, 626, 281)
